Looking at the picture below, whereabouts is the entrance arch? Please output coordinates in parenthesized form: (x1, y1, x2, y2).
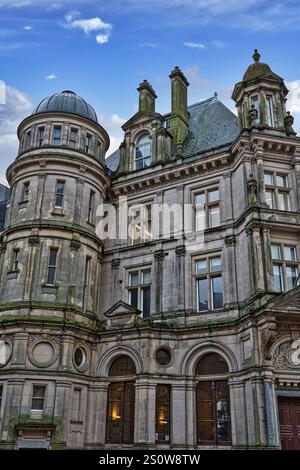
(196, 352, 231, 446)
(106, 355, 136, 444)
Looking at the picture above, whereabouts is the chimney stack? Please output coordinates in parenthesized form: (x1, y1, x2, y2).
(169, 66, 189, 150)
(137, 80, 157, 113)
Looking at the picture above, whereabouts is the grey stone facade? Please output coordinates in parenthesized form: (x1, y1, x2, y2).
(0, 52, 300, 449)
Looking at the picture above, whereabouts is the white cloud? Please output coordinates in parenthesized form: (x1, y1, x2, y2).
(184, 41, 206, 49)
(46, 73, 57, 80)
(0, 85, 34, 182)
(287, 80, 300, 135)
(287, 80, 300, 114)
(63, 11, 112, 44)
(138, 42, 161, 48)
(96, 34, 109, 44)
(212, 39, 227, 48)
(99, 113, 126, 155)
(24, 25, 33, 31)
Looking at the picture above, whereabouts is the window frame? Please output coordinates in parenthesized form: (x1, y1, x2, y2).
(271, 242, 299, 292)
(31, 384, 46, 412)
(87, 190, 95, 224)
(82, 256, 91, 313)
(129, 203, 152, 246)
(127, 268, 152, 318)
(38, 127, 45, 147)
(264, 170, 291, 211)
(46, 247, 58, 286)
(194, 187, 220, 231)
(135, 133, 152, 170)
(68, 127, 78, 149)
(21, 181, 30, 202)
(54, 180, 65, 208)
(85, 133, 93, 153)
(12, 248, 20, 272)
(194, 254, 223, 312)
(52, 126, 62, 146)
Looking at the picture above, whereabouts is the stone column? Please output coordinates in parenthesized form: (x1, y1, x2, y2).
(171, 383, 186, 447)
(67, 238, 80, 305)
(53, 381, 72, 448)
(134, 380, 156, 446)
(94, 251, 102, 313)
(263, 374, 280, 447)
(84, 382, 108, 448)
(34, 173, 46, 219)
(1, 378, 25, 446)
(175, 245, 185, 311)
(10, 332, 28, 368)
(222, 172, 233, 223)
(246, 223, 265, 294)
(154, 250, 164, 313)
(60, 335, 74, 371)
(185, 381, 197, 449)
(229, 378, 247, 448)
(151, 122, 157, 164)
(250, 376, 267, 447)
(74, 177, 84, 224)
(224, 235, 237, 306)
(24, 234, 39, 301)
(254, 140, 266, 206)
(262, 224, 274, 292)
(111, 258, 121, 305)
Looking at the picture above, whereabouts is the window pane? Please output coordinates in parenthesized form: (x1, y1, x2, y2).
(264, 173, 273, 186)
(142, 270, 151, 284)
(273, 264, 283, 291)
(210, 257, 222, 272)
(196, 260, 207, 275)
(276, 175, 287, 187)
(129, 288, 138, 309)
(271, 244, 281, 260)
(284, 246, 296, 261)
(49, 248, 58, 266)
(129, 272, 138, 286)
(47, 267, 56, 285)
(265, 190, 274, 208)
(286, 265, 298, 290)
(208, 189, 219, 203)
(195, 193, 205, 206)
(277, 192, 290, 211)
(155, 385, 170, 442)
(196, 208, 206, 231)
(197, 278, 208, 311)
(211, 276, 223, 309)
(217, 399, 231, 443)
(209, 206, 220, 228)
(142, 286, 150, 318)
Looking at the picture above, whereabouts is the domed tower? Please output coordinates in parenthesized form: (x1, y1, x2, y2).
(232, 49, 295, 135)
(0, 91, 110, 448)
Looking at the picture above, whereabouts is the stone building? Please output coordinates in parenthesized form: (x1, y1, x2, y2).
(0, 50, 300, 450)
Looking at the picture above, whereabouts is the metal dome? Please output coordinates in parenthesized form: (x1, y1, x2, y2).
(33, 90, 98, 123)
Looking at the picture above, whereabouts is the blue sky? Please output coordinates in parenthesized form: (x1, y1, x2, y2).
(0, 0, 300, 183)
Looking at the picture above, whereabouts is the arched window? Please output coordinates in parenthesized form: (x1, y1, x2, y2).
(106, 356, 136, 444)
(196, 353, 231, 446)
(135, 133, 151, 170)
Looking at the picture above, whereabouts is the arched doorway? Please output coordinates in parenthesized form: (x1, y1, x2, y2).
(196, 352, 231, 446)
(106, 355, 136, 444)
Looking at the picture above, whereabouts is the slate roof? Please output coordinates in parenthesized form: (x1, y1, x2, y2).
(33, 90, 98, 123)
(105, 96, 239, 172)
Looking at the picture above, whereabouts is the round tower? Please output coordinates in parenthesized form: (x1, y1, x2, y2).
(0, 90, 110, 448)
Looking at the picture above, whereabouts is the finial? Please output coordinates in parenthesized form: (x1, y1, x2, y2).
(253, 49, 260, 62)
(214, 91, 218, 98)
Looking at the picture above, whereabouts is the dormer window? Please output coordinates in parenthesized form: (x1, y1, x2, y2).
(135, 133, 151, 170)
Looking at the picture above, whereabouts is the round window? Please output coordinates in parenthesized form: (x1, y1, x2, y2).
(0, 340, 12, 367)
(74, 347, 86, 368)
(156, 348, 171, 366)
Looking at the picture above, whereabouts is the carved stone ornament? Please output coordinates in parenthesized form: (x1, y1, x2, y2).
(248, 104, 259, 127)
(273, 339, 300, 369)
(284, 111, 296, 136)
